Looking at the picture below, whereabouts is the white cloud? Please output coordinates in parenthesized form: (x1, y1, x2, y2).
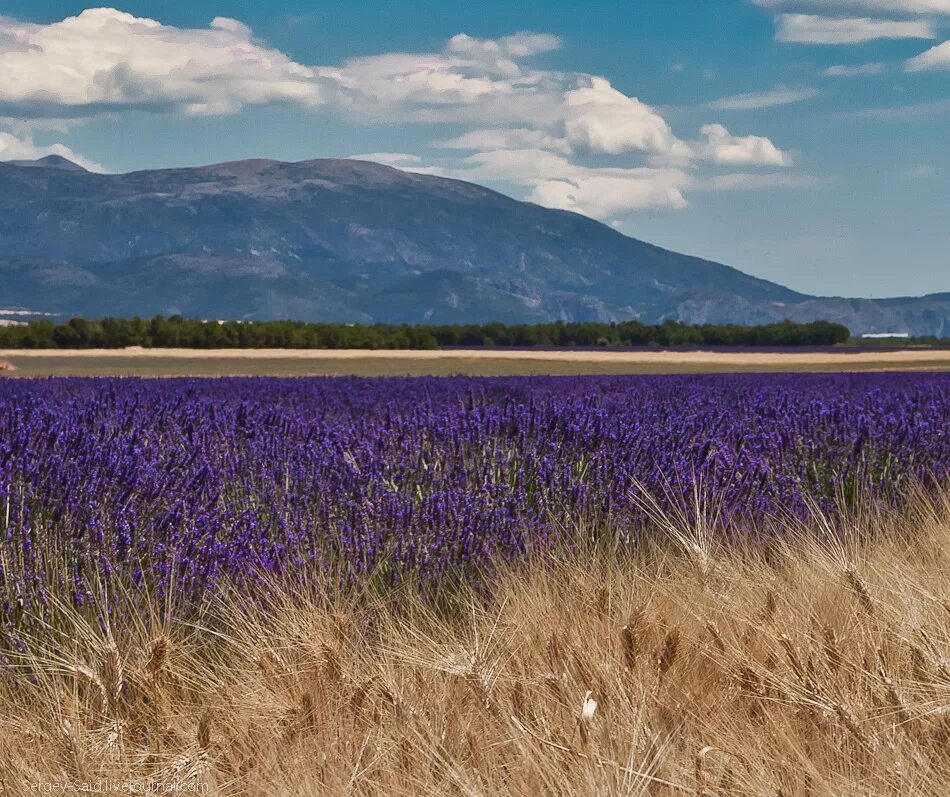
(451, 146, 810, 220)
(906, 40, 950, 69)
(823, 62, 888, 75)
(461, 148, 577, 182)
(452, 142, 800, 219)
(320, 50, 568, 126)
(563, 78, 689, 157)
(694, 124, 792, 166)
(704, 86, 819, 110)
(457, 148, 690, 216)
(0, 8, 326, 117)
(0, 131, 103, 171)
(0, 11, 570, 151)
(445, 32, 561, 60)
(529, 173, 689, 217)
(209, 16, 252, 36)
(754, 0, 950, 12)
(775, 14, 936, 43)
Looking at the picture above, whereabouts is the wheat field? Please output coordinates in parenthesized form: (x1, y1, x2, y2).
(3, 347, 950, 377)
(4, 495, 950, 795)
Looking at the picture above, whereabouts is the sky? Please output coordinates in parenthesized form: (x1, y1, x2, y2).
(0, 1, 946, 298)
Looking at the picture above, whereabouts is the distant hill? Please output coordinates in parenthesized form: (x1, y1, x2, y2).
(5, 155, 90, 172)
(0, 156, 946, 335)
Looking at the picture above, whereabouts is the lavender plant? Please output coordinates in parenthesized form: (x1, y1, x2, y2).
(0, 373, 947, 638)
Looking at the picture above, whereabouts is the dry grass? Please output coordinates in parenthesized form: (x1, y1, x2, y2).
(5, 497, 950, 795)
(2, 347, 950, 377)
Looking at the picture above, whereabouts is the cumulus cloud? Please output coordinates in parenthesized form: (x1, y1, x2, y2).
(0, 8, 325, 117)
(694, 124, 791, 166)
(319, 50, 568, 126)
(906, 40, 950, 69)
(458, 148, 690, 216)
(450, 144, 804, 219)
(0, 131, 103, 171)
(704, 86, 819, 110)
(432, 120, 791, 220)
(460, 148, 586, 188)
(563, 78, 689, 157)
(775, 14, 936, 43)
(529, 173, 689, 217)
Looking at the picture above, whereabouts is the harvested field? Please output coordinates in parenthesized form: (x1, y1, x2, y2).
(6, 496, 950, 796)
(2, 346, 949, 377)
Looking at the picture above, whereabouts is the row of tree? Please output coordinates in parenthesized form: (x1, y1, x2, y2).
(0, 316, 855, 349)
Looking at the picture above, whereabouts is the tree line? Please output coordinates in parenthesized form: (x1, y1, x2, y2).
(0, 316, 855, 349)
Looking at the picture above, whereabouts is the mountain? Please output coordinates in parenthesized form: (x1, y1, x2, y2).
(0, 156, 946, 336)
(5, 155, 89, 172)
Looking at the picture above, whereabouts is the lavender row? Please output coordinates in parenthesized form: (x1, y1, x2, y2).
(0, 373, 948, 624)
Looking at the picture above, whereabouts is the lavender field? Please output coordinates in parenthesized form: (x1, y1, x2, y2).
(4, 372, 950, 794)
(1, 373, 948, 632)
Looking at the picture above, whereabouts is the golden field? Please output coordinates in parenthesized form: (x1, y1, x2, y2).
(2, 346, 950, 377)
(5, 495, 950, 795)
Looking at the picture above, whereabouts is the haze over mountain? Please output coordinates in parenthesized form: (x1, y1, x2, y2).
(0, 156, 946, 336)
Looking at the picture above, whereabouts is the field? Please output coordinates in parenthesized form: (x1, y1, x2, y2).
(3, 346, 950, 377)
(6, 510, 950, 795)
(1, 372, 949, 795)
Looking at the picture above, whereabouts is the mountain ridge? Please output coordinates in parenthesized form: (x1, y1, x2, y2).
(0, 156, 946, 336)
(5, 155, 89, 172)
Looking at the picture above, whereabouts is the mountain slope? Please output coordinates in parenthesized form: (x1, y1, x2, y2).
(5, 155, 89, 172)
(0, 157, 946, 335)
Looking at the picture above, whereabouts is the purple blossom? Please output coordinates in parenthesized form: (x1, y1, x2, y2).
(0, 373, 947, 635)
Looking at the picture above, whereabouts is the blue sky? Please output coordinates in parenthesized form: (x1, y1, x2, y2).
(0, 1, 947, 298)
